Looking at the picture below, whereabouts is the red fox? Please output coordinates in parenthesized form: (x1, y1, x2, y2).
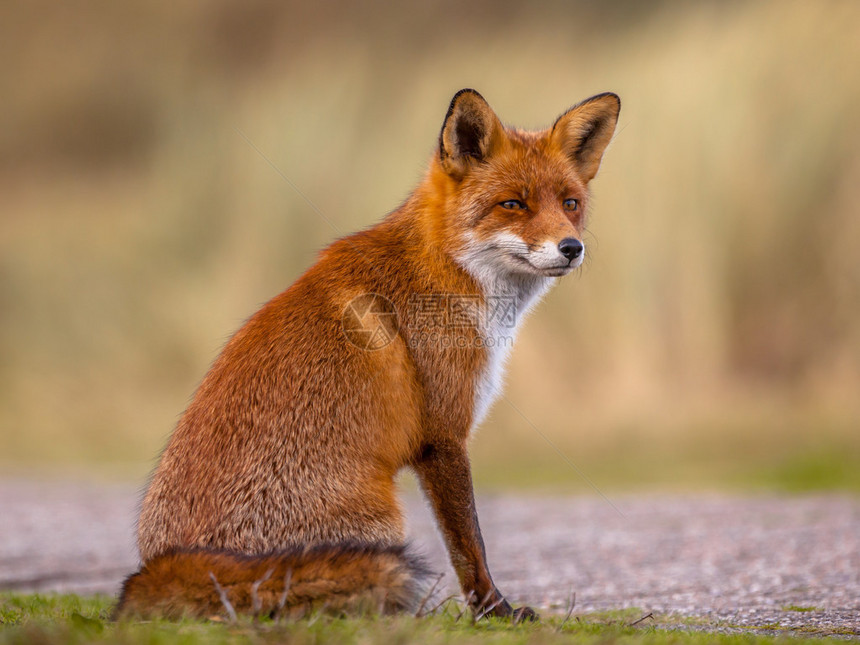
(116, 89, 620, 621)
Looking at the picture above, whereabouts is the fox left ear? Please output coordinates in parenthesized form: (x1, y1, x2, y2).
(439, 89, 505, 178)
(551, 92, 620, 182)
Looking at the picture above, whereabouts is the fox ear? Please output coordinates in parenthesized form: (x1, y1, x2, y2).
(551, 92, 620, 182)
(439, 89, 504, 177)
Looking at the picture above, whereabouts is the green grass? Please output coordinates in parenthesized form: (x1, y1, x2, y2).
(468, 438, 860, 494)
(467, 410, 860, 494)
(0, 594, 851, 645)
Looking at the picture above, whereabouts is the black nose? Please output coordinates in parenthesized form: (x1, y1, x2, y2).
(558, 237, 584, 261)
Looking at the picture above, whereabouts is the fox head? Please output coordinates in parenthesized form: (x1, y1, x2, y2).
(433, 89, 619, 288)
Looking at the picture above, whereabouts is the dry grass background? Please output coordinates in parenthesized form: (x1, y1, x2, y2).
(1, 0, 858, 489)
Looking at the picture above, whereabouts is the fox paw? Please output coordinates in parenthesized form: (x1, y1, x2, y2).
(512, 605, 539, 623)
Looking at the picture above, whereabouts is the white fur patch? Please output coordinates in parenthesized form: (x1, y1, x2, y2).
(455, 231, 557, 430)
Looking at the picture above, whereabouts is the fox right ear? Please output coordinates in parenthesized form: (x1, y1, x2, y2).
(551, 92, 620, 183)
(439, 89, 504, 178)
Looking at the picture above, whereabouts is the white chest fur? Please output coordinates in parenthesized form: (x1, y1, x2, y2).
(469, 272, 555, 430)
(454, 231, 559, 430)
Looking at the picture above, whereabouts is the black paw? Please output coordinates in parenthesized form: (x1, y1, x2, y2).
(512, 605, 539, 623)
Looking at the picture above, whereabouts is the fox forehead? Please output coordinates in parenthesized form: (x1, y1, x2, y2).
(466, 129, 587, 205)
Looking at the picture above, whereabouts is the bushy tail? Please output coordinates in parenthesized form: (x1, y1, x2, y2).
(115, 543, 431, 620)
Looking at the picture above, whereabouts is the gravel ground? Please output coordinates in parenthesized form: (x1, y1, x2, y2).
(1, 479, 858, 637)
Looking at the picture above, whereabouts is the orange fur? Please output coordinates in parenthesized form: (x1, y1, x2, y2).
(126, 89, 620, 620)
(116, 544, 428, 619)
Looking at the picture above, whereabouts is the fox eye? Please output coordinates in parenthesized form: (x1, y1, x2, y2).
(563, 198, 579, 211)
(500, 200, 526, 210)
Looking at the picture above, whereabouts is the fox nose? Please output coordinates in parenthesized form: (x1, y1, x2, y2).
(558, 237, 584, 261)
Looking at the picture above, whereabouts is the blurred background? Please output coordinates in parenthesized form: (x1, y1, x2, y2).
(2, 0, 858, 493)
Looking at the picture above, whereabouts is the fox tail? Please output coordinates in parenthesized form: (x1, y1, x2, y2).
(115, 543, 432, 620)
